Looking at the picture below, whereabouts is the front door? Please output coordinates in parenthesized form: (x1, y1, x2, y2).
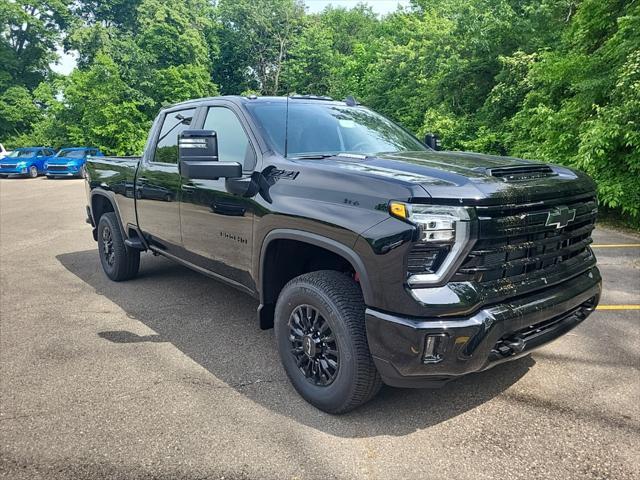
(136, 107, 196, 253)
(179, 104, 258, 290)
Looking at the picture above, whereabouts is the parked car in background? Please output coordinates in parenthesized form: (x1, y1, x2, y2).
(0, 147, 56, 178)
(45, 147, 103, 178)
(0, 144, 11, 159)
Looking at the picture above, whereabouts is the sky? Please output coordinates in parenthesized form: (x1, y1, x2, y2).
(50, 0, 411, 75)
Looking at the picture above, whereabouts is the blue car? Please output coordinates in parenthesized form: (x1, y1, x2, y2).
(45, 147, 103, 178)
(0, 147, 56, 178)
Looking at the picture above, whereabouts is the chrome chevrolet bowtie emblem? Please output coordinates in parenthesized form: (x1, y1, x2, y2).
(545, 206, 576, 229)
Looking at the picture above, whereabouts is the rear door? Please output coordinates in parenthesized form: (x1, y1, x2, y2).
(136, 107, 197, 253)
(179, 102, 260, 289)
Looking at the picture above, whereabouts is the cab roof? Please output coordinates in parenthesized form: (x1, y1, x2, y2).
(165, 94, 355, 111)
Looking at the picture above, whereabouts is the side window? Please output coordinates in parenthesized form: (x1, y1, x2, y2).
(204, 107, 256, 170)
(154, 108, 196, 164)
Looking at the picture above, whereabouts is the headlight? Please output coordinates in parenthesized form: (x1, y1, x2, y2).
(389, 202, 474, 286)
(44, 162, 49, 169)
(16, 161, 26, 167)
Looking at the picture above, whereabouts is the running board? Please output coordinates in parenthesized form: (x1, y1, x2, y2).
(124, 237, 147, 250)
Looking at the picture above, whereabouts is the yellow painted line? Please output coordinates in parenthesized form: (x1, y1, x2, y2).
(596, 305, 640, 310)
(591, 244, 640, 248)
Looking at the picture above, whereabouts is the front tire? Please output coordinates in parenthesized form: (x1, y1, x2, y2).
(28, 166, 38, 178)
(97, 212, 140, 281)
(275, 270, 382, 414)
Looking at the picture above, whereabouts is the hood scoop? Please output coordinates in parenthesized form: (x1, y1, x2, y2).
(479, 164, 557, 182)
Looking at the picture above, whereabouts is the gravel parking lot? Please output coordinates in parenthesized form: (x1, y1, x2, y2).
(1, 177, 639, 480)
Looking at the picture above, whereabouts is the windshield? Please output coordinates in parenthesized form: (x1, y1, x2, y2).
(246, 102, 426, 157)
(56, 150, 86, 159)
(7, 149, 37, 158)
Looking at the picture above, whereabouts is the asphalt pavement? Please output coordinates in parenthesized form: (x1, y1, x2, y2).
(1, 177, 638, 480)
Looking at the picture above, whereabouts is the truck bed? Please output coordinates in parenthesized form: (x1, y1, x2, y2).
(86, 156, 141, 231)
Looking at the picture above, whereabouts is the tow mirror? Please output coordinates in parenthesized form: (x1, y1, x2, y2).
(424, 133, 442, 151)
(178, 130, 241, 180)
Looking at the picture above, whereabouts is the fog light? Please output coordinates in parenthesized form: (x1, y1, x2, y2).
(423, 334, 447, 364)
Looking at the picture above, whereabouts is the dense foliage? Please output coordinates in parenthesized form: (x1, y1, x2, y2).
(1, 0, 638, 217)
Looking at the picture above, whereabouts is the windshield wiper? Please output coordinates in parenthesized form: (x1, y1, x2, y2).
(290, 152, 370, 160)
(290, 153, 337, 159)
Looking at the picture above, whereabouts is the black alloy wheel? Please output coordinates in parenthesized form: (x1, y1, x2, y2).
(289, 304, 339, 386)
(101, 224, 116, 266)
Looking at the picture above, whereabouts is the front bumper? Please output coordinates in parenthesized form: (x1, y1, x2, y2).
(366, 267, 601, 388)
(0, 167, 29, 175)
(46, 166, 80, 176)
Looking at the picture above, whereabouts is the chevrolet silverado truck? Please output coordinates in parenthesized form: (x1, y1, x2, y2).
(85, 95, 601, 413)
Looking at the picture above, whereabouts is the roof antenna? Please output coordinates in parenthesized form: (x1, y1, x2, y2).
(345, 95, 357, 107)
(284, 93, 290, 158)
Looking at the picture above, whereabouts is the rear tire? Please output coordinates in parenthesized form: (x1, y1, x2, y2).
(97, 212, 140, 281)
(274, 270, 382, 414)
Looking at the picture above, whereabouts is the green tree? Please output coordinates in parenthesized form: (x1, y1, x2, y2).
(214, 0, 305, 95)
(0, 85, 41, 138)
(282, 19, 335, 95)
(506, 0, 640, 215)
(60, 52, 152, 154)
(0, 0, 72, 90)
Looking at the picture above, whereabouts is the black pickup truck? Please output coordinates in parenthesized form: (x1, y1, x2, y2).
(85, 95, 601, 413)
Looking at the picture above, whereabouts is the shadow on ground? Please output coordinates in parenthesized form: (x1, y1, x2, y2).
(57, 249, 534, 438)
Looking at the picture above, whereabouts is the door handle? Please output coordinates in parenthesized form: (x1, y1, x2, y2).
(211, 200, 246, 216)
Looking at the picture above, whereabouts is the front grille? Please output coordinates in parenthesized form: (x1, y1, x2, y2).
(454, 195, 597, 284)
(47, 165, 68, 171)
(1, 164, 17, 169)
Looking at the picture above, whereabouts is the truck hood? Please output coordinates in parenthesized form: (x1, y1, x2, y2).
(299, 150, 596, 205)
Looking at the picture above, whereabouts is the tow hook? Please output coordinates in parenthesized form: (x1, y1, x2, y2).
(494, 336, 526, 357)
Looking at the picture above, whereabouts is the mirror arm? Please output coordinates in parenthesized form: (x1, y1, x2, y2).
(225, 175, 259, 197)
